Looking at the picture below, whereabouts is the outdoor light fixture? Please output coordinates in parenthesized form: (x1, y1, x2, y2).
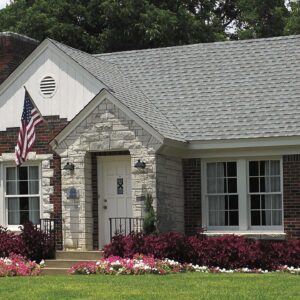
(63, 162, 75, 171)
(134, 159, 146, 169)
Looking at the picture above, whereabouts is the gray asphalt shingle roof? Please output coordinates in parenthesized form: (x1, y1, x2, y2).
(51, 36, 300, 142)
(95, 35, 300, 141)
(49, 39, 185, 141)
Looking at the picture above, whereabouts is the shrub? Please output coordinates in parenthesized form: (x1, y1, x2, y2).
(104, 232, 300, 270)
(0, 226, 25, 258)
(143, 193, 157, 235)
(20, 222, 55, 262)
(0, 223, 55, 261)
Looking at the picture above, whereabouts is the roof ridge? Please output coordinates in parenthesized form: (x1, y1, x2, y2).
(0, 31, 39, 44)
(94, 34, 300, 58)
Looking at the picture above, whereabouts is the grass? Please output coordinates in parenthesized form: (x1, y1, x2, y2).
(0, 273, 299, 300)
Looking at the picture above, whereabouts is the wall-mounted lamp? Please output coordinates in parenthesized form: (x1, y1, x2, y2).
(63, 162, 75, 171)
(134, 159, 146, 169)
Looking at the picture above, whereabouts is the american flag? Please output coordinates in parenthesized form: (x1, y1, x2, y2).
(15, 90, 44, 166)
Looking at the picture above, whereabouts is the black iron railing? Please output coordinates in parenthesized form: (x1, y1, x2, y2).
(109, 217, 144, 242)
(39, 217, 60, 250)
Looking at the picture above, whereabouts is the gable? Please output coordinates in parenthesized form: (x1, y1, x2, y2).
(0, 40, 104, 131)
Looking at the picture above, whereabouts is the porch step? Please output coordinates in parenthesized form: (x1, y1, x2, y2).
(42, 251, 104, 275)
(55, 250, 103, 261)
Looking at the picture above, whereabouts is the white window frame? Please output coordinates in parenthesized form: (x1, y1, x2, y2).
(202, 156, 284, 233)
(2, 162, 42, 231)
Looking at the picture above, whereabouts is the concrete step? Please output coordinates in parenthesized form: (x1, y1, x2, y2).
(55, 251, 103, 260)
(42, 267, 69, 276)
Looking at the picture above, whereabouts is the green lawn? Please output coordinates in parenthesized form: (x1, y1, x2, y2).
(0, 273, 299, 300)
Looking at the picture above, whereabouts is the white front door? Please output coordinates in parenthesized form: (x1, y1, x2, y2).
(97, 155, 132, 248)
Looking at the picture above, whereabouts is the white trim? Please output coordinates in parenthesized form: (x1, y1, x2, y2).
(189, 136, 300, 150)
(50, 89, 164, 150)
(2, 162, 42, 229)
(201, 156, 284, 233)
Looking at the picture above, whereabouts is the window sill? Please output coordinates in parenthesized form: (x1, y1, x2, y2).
(204, 231, 286, 240)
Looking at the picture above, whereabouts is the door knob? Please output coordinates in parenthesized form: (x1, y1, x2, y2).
(103, 205, 107, 209)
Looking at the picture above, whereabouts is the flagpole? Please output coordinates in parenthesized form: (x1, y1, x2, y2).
(23, 86, 48, 124)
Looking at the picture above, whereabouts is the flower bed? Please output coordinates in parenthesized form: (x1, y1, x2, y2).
(104, 233, 300, 270)
(0, 255, 42, 277)
(68, 255, 300, 276)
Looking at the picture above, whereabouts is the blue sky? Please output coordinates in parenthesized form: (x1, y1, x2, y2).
(0, 0, 10, 10)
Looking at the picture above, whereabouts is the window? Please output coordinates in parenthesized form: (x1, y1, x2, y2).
(5, 166, 40, 225)
(206, 162, 238, 227)
(249, 160, 282, 227)
(204, 158, 283, 232)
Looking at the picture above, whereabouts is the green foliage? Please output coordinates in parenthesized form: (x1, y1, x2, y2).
(143, 193, 157, 235)
(285, 2, 300, 35)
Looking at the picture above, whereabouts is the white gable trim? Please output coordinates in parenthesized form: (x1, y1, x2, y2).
(0, 39, 103, 97)
(50, 89, 164, 149)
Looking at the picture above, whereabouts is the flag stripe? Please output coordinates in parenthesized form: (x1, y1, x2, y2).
(15, 90, 43, 166)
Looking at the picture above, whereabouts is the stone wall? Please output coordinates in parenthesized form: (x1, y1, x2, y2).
(283, 155, 300, 239)
(156, 154, 184, 232)
(55, 99, 162, 250)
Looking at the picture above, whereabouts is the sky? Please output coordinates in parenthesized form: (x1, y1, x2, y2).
(0, 0, 10, 10)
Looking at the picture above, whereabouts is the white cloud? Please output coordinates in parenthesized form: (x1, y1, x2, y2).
(0, 0, 10, 10)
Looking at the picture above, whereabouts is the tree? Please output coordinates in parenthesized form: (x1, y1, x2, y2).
(285, 1, 300, 35)
(234, 0, 289, 39)
(143, 193, 157, 235)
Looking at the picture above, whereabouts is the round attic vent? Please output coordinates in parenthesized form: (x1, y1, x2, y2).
(40, 76, 57, 98)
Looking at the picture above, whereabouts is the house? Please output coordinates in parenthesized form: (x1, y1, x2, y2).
(0, 32, 299, 251)
(0, 32, 38, 84)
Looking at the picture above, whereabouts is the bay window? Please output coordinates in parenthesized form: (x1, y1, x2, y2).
(204, 158, 283, 232)
(5, 166, 40, 226)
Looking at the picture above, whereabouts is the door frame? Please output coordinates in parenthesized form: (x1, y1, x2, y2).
(97, 155, 132, 248)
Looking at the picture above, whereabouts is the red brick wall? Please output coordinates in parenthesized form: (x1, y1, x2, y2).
(0, 33, 38, 84)
(0, 115, 68, 249)
(283, 155, 300, 239)
(183, 158, 202, 235)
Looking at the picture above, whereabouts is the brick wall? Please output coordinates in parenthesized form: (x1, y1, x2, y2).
(283, 155, 300, 239)
(0, 115, 68, 248)
(0, 33, 38, 84)
(183, 158, 202, 235)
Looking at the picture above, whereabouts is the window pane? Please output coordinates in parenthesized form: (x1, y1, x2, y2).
(228, 178, 237, 193)
(29, 166, 39, 180)
(29, 197, 40, 210)
(272, 195, 282, 209)
(29, 211, 40, 225)
(20, 210, 29, 225)
(229, 195, 238, 210)
(270, 177, 280, 192)
(263, 210, 272, 226)
(207, 163, 216, 178)
(251, 211, 261, 226)
(229, 211, 239, 226)
(227, 162, 236, 177)
(272, 211, 282, 226)
(264, 195, 272, 210)
(6, 181, 16, 195)
(209, 211, 219, 226)
(6, 167, 16, 180)
(251, 195, 260, 209)
(250, 177, 259, 193)
(260, 177, 266, 192)
(8, 211, 20, 225)
(270, 160, 280, 176)
(260, 161, 267, 176)
(29, 181, 39, 194)
(216, 163, 225, 177)
(207, 178, 216, 193)
(216, 178, 225, 193)
(18, 167, 28, 180)
(20, 197, 29, 210)
(249, 161, 259, 176)
(18, 181, 28, 195)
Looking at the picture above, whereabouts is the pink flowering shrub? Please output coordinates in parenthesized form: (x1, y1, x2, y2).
(69, 254, 191, 275)
(69, 255, 300, 276)
(104, 233, 300, 270)
(0, 254, 42, 277)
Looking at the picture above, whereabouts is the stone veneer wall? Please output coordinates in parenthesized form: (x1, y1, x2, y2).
(183, 158, 202, 235)
(0, 116, 68, 249)
(283, 155, 300, 239)
(55, 99, 162, 250)
(156, 154, 184, 233)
